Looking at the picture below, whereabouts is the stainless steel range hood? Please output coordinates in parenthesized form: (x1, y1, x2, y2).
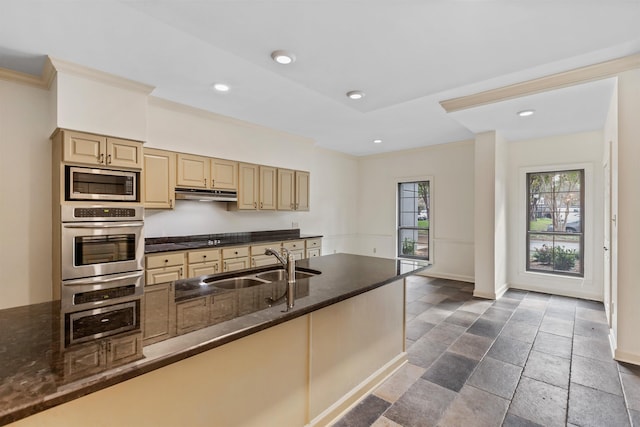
(175, 188, 238, 202)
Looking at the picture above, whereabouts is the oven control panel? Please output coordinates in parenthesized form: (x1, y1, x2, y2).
(74, 207, 137, 218)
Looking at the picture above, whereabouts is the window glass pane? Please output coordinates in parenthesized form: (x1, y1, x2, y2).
(398, 181, 430, 260)
(526, 169, 583, 277)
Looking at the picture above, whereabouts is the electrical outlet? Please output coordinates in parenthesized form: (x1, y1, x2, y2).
(292, 222, 299, 229)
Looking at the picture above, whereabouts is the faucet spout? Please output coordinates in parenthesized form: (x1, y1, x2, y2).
(264, 248, 296, 310)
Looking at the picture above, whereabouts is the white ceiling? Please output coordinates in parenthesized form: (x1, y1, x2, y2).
(0, 1, 638, 156)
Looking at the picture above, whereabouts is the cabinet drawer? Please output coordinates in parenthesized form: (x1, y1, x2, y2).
(188, 262, 220, 278)
(250, 242, 281, 256)
(282, 240, 305, 251)
(306, 238, 322, 249)
(306, 248, 321, 258)
(146, 252, 185, 269)
(187, 248, 221, 264)
(222, 246, 249, 259)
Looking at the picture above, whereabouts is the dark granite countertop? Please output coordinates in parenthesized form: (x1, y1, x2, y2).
(0, 254, 429, 425)
(145, 229, 323, 254)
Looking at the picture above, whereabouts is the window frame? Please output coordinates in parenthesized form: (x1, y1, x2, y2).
(525, 168, 585, 277)
(396, 178, 432, 261)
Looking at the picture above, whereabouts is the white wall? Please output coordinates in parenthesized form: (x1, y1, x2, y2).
(506, 130, 605, 300)
(356, 140, 475, 281)
(0, 79, 53, 309)
(143, 98, 359, 256)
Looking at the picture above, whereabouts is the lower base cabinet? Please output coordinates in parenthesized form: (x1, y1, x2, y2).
(62, 331, 143, 383)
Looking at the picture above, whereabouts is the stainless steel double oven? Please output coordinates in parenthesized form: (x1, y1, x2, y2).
(60, 205, 144, 346)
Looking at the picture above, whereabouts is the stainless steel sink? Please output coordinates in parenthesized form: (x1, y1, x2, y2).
(205, 277, 270, 290)
(255, 269, 316, 282)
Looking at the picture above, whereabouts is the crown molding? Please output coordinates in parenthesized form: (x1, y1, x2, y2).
(0, 67, 49, 89)
(47, 56, 155, 94)
(440, 53, 640, 113)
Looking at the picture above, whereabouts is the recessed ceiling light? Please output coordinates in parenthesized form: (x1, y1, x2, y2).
(347, 90, 365, 100)
(373, 139, 382, 144)
(212, 83, 230, 92)
(271, 50, 296, 65)
(517, 109, 535, 117)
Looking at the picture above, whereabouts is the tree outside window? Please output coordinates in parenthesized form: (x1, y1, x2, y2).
(527, 170, 584, 277)
(398, 181, 430, 260)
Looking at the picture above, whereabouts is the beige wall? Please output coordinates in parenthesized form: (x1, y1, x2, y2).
(616, 69, 640, 364)
(356, 140, 475, 282)
(0, 79, 53, 309)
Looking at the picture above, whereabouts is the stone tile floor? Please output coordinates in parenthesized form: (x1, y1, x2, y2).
(332, 275, 640, 427)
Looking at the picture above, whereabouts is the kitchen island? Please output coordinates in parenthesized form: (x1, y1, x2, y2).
(0, 254, 428, 426)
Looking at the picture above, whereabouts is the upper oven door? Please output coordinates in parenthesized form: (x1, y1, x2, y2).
(67, 166, 138, 202)
(61, 220, 144, 280)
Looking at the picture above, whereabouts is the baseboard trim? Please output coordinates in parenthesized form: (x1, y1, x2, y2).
(309, 352, 408, 427)
(417, 271, 474, 283)
(473, 289, 497, 300)
(614, 349, 640, 366)
(506, 283, 602, 302)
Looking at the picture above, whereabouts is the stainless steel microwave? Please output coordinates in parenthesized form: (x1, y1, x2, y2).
(66, 166, 139, 202)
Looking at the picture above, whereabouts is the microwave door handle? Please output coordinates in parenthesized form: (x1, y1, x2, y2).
(63, 271, 144, 286)
(63, 222, 143, 229)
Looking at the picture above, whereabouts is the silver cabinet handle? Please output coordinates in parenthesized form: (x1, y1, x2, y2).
(64, 221, 143, 229)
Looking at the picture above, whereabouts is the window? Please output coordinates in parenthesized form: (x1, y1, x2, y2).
(526, 169, 584, 277)
(398, 181, 430, 260)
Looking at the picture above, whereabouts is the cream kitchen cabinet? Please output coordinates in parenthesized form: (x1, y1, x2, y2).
(211, 158, 238, 190)
(277, 169, 310, 211)
(222, 246, 250, 272)
(187, 248, 221, 278)
(282, 239, 305, 260)
(306, 238, 322, 258)
(145, 252, 186, 285)
(237, 163, 259, 210)
(143, 148, 176, 209)
(259, 166, 277, 210)
(61, 130, 142, 169)
(176, 153, 209, 189)
(209, 292, 237, 325)
(250, 242, 282, 268)
(177, 153, 239, 191)
(142, 282, 176, 345)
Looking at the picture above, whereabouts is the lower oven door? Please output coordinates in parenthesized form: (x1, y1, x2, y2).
(61, 220, 144, 280)
(66, 299, 140, 346)
(62, 271, 143, 312)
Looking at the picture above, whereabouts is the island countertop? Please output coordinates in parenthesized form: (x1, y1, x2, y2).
(0, 254, 429, 425)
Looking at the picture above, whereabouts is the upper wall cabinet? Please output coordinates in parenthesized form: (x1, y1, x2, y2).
(211, 158, 238, 191)
(238, 163, 259, 210)
(259, 166, 277, 210)
(177, 153, 209, 189)
(177, 153, 238, 191)
(62, 130, 142, 169)
(277, 169, 310, 211)
(143, 148, 176, 209)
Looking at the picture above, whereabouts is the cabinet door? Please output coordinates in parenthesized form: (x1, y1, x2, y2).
(176, 297, 209, 335)
(251, 255, 280, 268)
(143, 148, 176, 209)
(188, 262, 219, 278)
(211, 158, 238, 190)
(106, 138, 142, 169)
(306, 248, 321, 258)
(259, 166, 277, 210)
(143, 283, 175, 345)
(107, 332, 143, 366)
(277, 168, 295, 210)
(63, 131, 106, 165)
(224, 257, 249, 272)
(209, 293, 237, 325)
(177, 153, 210, 189)
(63, 341, 105, 381)
(238, 163, 259, 210)
(295, 171, 310, 211)
(146, 265, 184, 285)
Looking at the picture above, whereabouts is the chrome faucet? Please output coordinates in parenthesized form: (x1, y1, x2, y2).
(264, 248, 296, 310)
